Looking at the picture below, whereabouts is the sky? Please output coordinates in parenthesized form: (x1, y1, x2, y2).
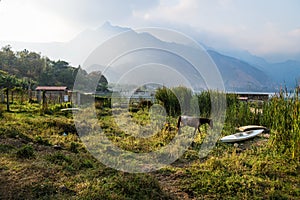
(0, 0, 300, 62)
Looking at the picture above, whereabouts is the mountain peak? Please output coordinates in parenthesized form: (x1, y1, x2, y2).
(98, 21, 131, 32)
(101, 21, 112, 28)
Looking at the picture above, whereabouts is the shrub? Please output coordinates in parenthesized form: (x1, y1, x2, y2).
(35, 136, 51, 146)
(70, 142, 79, 153)
(0, 144, 15, 153)
(155, 86, 225, 118)
(196, 90, 211, 117)
(261, 89, 300, 158)
(46, 152, 72, 165)
(0, 104, 4, 118)
(16, 145, 35, 159)
(79, 159, 94, 169)
(155, 86, 192, 116)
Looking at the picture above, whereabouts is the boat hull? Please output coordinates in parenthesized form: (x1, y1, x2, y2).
(220, 129, 264, 143)
(237, 125, 269, 132)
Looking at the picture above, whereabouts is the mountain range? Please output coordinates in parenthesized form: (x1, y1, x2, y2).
(1, 22, 299, 92)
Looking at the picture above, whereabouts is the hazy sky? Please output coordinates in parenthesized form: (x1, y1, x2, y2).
(0, 0, 299, 61)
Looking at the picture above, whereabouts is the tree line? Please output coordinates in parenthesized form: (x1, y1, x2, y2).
(0, 45, 108, 111)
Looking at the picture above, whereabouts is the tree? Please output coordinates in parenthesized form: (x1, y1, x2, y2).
(0, 70, 25, 111)
(0, 45, 16, 73)
(0, 45, 109, 93)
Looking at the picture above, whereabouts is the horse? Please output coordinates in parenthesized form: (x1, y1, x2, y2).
(177, 115, 213, 134)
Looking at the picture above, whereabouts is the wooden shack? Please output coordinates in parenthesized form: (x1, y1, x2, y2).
(36, 86, 69, 104)
(235, 92, 270, 102)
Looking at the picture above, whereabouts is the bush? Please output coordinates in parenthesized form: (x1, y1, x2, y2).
(79, 159, 94, 169)
(155, 86, 193, 116)
(196, 90, 211, 117)
(46, 152, 72, 165)
(155, 86, 223, 118)
(224, 88, 300, 159)
(0, 144, 15, 153)
(0, 104, 4, 118)
(261, 89, 300, 158)
(35, 136, 51, 146)
(69, 142, 79, 153)
(16, 145, 35, 159)
(0, 125, 32, 141)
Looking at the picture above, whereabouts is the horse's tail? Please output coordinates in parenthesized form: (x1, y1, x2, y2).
(177, 116, 181, 133)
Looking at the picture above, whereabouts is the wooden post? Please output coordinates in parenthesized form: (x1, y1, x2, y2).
(28, 89, 32, 102)
(37, 90, 41, 103)
(60, 92, 63, 103)
(11, 90, 14, 104)
(42, 90, 47, 110)
(6, 89, 9, 112)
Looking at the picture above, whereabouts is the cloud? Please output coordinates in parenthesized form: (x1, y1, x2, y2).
(289, 28, 300, 37)
(132, 0, 237, 28)
(0, 0, 75, 42)
(0, 0, 160, 42)
(1, 0, 299, 61)
(33, 0, 159, 27)
(130, 0, 300, 61)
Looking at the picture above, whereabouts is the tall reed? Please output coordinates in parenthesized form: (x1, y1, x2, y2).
(261, 88, 300, 159)
(156, 86, 300, 158)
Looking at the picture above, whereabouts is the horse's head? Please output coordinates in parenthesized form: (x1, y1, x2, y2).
(199, 117, 213, 130)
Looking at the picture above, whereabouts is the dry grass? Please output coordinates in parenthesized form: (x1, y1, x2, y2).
(0, 99, 299, 199)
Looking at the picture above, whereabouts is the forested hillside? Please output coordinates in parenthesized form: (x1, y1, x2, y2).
(0, 45, 108, 90)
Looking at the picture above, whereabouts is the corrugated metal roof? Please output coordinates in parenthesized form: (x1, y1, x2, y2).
(36, 86, 68, 91)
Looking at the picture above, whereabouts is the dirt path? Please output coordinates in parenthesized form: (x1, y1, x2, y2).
(155, 171, 192, 200)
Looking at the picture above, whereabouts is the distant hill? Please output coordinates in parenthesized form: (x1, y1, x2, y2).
(214, 49, 300, 89)
(207, 50, 275, 92)
(2, 22, 299, 92)
(80, 25, 277, 92)
(260, 60, 300, 89)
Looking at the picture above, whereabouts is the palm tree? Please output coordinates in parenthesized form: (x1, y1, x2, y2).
(0, 70, 24, 111)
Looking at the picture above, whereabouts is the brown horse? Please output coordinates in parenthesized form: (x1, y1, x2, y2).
(177, 115, 213, 134)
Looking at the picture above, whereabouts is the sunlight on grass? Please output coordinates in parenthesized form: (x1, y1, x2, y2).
(0, 89, 299, 199)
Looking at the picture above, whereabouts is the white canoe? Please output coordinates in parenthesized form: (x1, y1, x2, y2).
(236, 125, 269, 132)
(220, 129, 264, 143)
(60, 108, 81, 112)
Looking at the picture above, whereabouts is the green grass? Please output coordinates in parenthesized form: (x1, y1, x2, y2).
(0, 91, 299, 199)
(16, 145, 35, 159)
(0, 144, 15, 153)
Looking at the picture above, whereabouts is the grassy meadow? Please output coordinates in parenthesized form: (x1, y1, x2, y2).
(0, 88, 299, 199)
